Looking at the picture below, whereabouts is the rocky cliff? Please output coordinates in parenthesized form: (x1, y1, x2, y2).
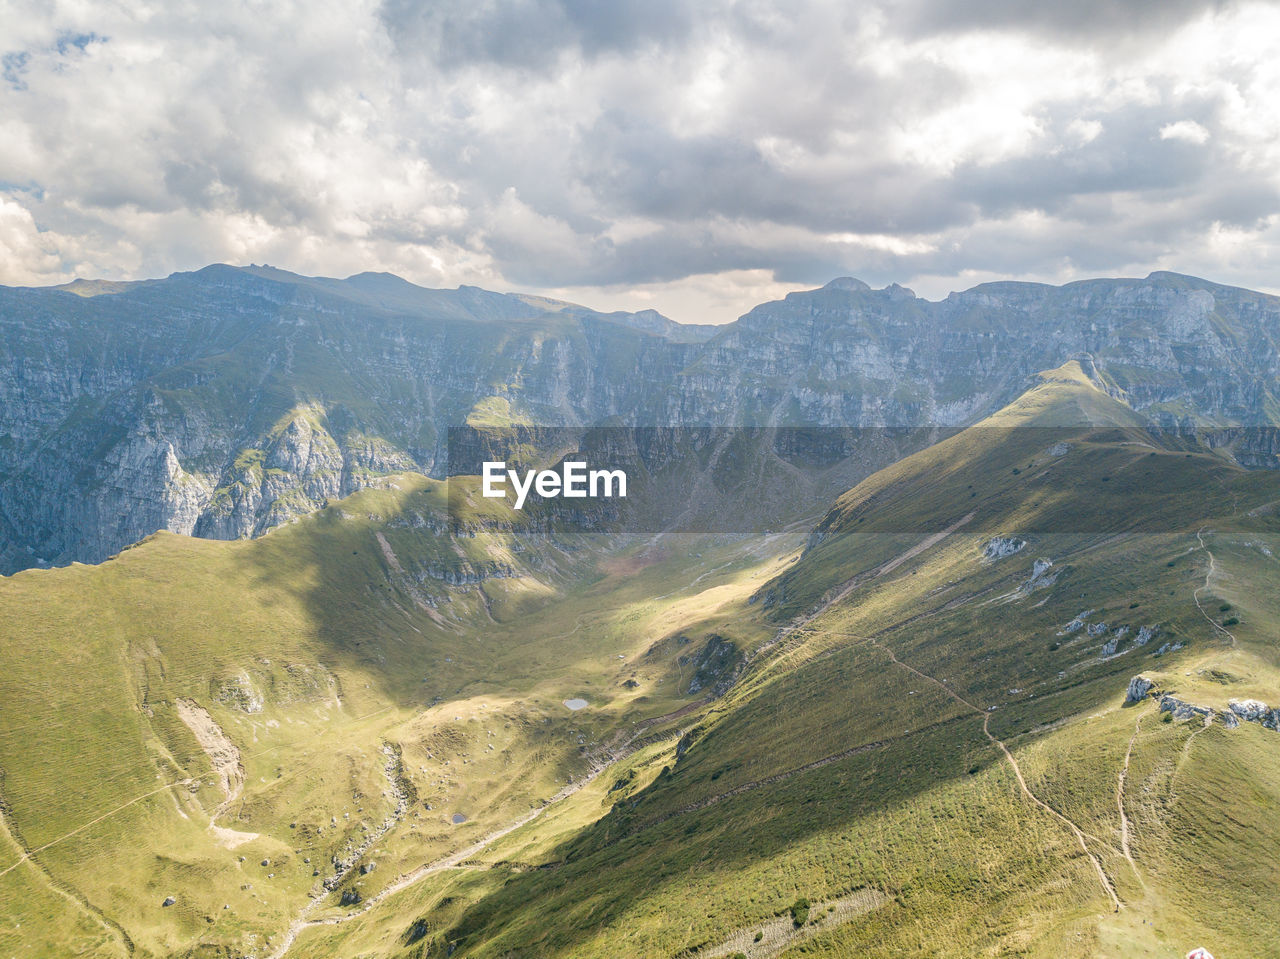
(3, 265, 1279, 571)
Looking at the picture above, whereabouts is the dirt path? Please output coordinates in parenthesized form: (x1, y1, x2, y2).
(1116, 713, 1145, 885)
(868, 638, 1123, 912)
(269, 699, 699, 958)
(0, 798, 137, 956)
(1193, 528, 1237, 647)
(267, 511, 1081, 955)
(266, 784, 603, 957)
(728, 520, 1124, 914)
(266, 528, 793, 959)
(982, 714, 1121, 910)
(0, 778, 196, 882)
(1173, 721, 1211, 789)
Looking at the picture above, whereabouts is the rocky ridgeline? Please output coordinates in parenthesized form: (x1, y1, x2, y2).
(1126, 675, 1279, 732)
(1159, 695, 1280, 731)
(6, 267, 1280, 570)
(1159, 696, 1214, 724)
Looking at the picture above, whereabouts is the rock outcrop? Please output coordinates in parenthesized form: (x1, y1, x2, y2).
(1134, 625, 1159, 646)
(1159, 695, 1213, 723)
(983, 537, 1026, 561)
(1058, 611, 1094, 636)
(1228, 699, 1280, 731)
(1125, 675, 1156, 704)
(683, 635, 744, 697)
(1142, 691, 1280, 732)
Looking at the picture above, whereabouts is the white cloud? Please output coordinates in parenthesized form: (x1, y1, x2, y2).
(1, 0, 1279, 315)
(0, 196, 68, 285)
(1067, 118, 1104, 145)
(1159, 119, 1211, 144)
(533, 269, 798, 326)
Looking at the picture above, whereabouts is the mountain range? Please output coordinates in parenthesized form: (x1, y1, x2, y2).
(5, 265, 1280, 572)
(1, 268, 1279, 959)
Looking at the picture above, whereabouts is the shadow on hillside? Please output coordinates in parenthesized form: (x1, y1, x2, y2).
(420, 640, 1150, 957)
(419, 508, 1280, 957)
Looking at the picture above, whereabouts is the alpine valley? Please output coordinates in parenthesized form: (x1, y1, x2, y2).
(1, 267, 1279, 959)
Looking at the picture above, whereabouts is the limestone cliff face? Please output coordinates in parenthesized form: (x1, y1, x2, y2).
(670, 273, 1280, 428)
(3, 265, 1279, 571)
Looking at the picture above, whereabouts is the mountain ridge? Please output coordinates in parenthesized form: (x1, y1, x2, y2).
(4, 265, 1280, 572)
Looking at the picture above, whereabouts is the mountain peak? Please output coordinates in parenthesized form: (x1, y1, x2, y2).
(822, 277, 871, 292)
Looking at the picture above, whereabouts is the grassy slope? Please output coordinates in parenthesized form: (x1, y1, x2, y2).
(0, 474, 795, 958)
(4, 362, 1280, 958)
(288, 363, 1280, 959)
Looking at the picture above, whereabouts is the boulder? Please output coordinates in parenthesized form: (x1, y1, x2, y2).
(1125, 675, 1155, 704)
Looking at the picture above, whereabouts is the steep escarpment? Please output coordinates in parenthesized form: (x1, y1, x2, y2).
(674, 272, 1280, 427)
(0, 266, 704, 570)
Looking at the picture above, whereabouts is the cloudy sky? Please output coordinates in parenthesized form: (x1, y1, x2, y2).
(2, 1, 1279, 323)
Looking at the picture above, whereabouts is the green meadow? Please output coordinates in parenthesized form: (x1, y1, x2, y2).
(3, 364, 1279, 958)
